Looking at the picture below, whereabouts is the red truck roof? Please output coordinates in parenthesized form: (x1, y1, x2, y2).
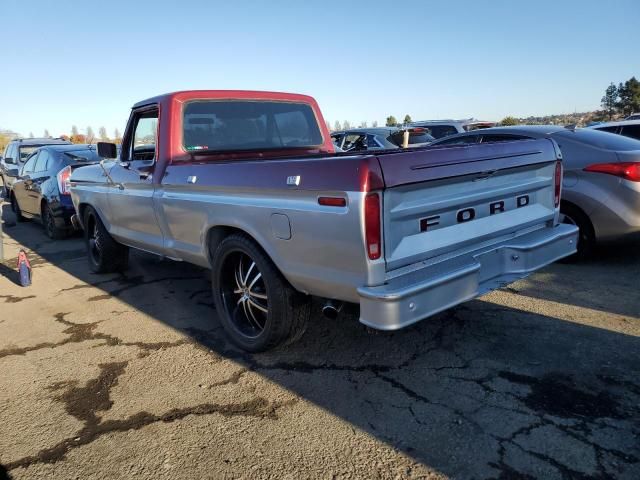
(128, 90, 335, 163)
(133, 90, 320, 108)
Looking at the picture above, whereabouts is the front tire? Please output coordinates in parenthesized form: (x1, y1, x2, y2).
(211, 234, 310, 352)
(83, 206, 129, 273)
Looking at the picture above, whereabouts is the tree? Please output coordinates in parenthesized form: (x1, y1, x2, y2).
(343, 120, 351, 130)
(601, 83, 619, 120)
(403, 114, 412, 125)
(114, 128, 122, 144)
(359, 121, 368, 128)
(98, 126, 108, 141)
(334, 121, 342, 131)
(0, 132, 11, 153)
(86, 126, 95, 144)
(71, 134, 86, 144)
(617, 77, 640, 116)
(71, 125, 79, 136)
(326, 121, 331, 132)
(44, 129, 50, 138)
(500, 116, 519, 126)
(29, 132, 34, 138)
(372, 121, 378, 128)
(385, 116, 397, 127)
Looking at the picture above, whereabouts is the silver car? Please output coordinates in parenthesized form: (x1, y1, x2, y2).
(430, 126, 640, 258)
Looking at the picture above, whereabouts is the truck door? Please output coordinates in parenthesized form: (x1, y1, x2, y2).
(107, 106, 164, 252)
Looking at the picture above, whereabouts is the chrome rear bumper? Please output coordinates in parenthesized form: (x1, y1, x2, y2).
(358, 224, 578, 330)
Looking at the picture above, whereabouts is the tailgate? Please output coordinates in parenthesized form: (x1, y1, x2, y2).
(379, 139, 561, 272)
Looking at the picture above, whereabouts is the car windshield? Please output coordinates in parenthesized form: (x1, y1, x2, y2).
(63, 149, 101, 162)
(183, 100, 323, 152)
(554, 128, 640, 151)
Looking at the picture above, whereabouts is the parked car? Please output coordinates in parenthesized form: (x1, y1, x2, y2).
(1, 137, 71, 197)
(626, 113, 640, 120)
(331, 127, 434, 152)
(588, 119, 640, 141)
(430, 126, 640, 258)
(69, 90, 577, 351)
(409, 118, 495, 139)
(10, 144, 101, 238)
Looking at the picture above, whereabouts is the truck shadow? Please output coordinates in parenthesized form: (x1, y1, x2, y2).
(2, 202, 640, 478)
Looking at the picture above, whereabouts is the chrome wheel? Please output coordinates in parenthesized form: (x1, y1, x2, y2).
(221, 251, 269, 338)
(88, 222, 102, 265)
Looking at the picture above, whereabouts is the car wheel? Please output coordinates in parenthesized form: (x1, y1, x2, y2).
(211, 233, 310, 352)
(11, 194, 26, 222)
(560, 203, 595, 261)
(83, 206, 129, 273)
(42, 203, 66, 240)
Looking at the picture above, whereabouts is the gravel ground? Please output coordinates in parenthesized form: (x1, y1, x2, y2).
(0, 201, 639, 480)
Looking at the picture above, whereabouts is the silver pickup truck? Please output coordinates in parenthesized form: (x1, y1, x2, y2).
(70, 90, 578, 351)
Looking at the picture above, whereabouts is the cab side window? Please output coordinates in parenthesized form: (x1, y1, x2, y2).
(127, 108, 159, 161)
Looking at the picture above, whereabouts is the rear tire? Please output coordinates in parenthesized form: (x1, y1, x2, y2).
(211, 233, 310, 352)
(83, 206, 129, 273)
(42, 203, 66, 240)
(560, 203, 595, 261)
(11, 194, 26, 222)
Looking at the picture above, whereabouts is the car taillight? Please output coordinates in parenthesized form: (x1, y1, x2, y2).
(554, 160, 562, 207)
(57, 166, 72, 195)
(583, 162, 640, 182)
(364, 193, 381, 260)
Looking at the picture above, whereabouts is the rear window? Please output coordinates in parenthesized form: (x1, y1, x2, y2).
(183, 100, 323, 153)
(63, 149, 101, 163)
(18, 146, 41, 162)
(554, 129, 640, 151)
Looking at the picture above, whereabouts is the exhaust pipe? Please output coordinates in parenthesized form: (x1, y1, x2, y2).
(322, 300, 343, 320)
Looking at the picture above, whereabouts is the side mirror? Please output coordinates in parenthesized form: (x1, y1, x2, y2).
(97, 142, 118, 159)
(7, 168, 19, 177)
(4, 157, 15, 165)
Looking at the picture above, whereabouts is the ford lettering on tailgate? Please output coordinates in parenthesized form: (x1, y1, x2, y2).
(419, 194, 530, 232)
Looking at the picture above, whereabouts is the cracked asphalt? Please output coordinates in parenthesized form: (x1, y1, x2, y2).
(0, 201, 639, 480)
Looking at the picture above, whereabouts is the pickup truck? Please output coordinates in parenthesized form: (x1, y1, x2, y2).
(69, 90, 578, 351)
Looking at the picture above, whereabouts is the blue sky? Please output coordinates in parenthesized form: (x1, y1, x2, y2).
(1, 0, 638, 137)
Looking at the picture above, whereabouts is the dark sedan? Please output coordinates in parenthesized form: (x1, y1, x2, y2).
(10, 144, 101, 238)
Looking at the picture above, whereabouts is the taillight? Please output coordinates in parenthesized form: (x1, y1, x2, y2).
(364, 193, 381, 260)
(57, 166, 72, 195)
(583, 162, 640, 182)
(554, 160, 562, 207)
